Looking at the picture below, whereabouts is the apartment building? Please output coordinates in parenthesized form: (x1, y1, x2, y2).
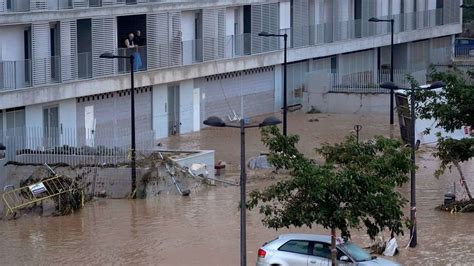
(0, 0, 462, 154)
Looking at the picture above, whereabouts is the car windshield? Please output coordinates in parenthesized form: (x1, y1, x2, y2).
(339, 242, 372, 262)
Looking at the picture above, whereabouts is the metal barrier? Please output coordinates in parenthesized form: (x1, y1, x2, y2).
(2, 174, 80, 217)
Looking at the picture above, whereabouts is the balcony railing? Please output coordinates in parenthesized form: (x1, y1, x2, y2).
(116, 46, 148, 73)
(1, 0, 195, 12)
(0, 8, 459, 92)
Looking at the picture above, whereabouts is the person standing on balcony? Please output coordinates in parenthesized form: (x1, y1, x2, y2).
(134, 30, 146, 46)
(125, 32, 142, 71)
(125, 33, 136, 48)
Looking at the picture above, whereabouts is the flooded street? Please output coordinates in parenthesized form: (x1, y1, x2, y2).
(1, 113, 473, 265)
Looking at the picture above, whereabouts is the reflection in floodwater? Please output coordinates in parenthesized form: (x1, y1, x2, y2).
(1, 113, 473, 265)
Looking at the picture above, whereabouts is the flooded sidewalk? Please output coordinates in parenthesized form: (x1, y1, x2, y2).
(1, 113, 473, 265)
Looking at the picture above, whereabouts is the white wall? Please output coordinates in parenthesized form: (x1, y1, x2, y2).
(338, 0, 351, 21)
(179, 79, 194, 134)
(152, 84, 168, 139)
(225, 7, 236, 58)
(392, 0, 401, 15)
(226, 7, 235, 36)
(0, 25, 27, 88)
(182, 11, 196, 65)
(0, 25, 24, 61)
(25, 105, 43, 129)
(427, 0, 437, 10)
(280, 0, 291, 29)
(378, 0, 390, 17)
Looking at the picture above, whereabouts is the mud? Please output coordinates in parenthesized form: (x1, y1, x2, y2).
(0, 113, 473, 265)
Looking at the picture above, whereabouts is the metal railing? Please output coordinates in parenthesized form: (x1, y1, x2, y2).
(116, 46, 148, 73)
(329, 69, 427, 93)
(454, 47, 474, 60)
(78, 52, 93, 79)
(1, 125, 155, 165)
(0, 0, 194, 12)
(0, 59, 32, 91)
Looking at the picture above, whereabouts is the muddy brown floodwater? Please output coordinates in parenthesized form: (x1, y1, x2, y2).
(1, 113, 473, 265)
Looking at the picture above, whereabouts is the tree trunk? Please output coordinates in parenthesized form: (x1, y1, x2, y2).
(454, 161, 473, 200)
(331, 228, 337, 266)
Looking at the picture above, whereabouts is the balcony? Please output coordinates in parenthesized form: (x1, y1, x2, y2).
(0, 8, 460, 92)
(0, 0, 204, 13)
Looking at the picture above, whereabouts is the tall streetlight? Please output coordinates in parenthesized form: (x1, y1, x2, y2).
(380, 80, 444, 248)
(100, 52, 137, 198)
(258, 31, 288, 136)
(203, 116, 281, 266)
(369, 17, 395, 125)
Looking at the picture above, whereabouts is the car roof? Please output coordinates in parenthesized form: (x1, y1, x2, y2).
(278, 234, 332, 243)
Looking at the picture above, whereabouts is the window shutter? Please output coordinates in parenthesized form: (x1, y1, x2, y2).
(147, 12, 169, 69)
(31, 0, 47, 10)
(32, 23, 51, 86)
(292, 0, 310, 47)
(203, 8, 225, 61)
(92, 17, 115, 77)
(169, 11, 182, 67)
(251, 4, 263, 54)
(73, 0, 87, 8)
(60, 20, 78, 82)
(251, 3, 280, 53)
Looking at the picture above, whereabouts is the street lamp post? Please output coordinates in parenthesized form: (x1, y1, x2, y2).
(100, 52, 137, 198)
(369, 17, 395, 125)
(203, 116, 281, 266)
(259, 31, 288, 136)
(380, 81, 444, 248)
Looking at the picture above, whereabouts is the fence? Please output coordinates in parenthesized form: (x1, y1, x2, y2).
(0, 126, 155, 166)
(0, 8, 459, 92)
(329, 69, 427, 93)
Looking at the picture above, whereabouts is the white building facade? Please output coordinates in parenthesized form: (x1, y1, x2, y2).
(0, 0, 462, 152)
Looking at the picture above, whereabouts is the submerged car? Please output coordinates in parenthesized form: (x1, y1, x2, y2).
(256, 234, 399, 266)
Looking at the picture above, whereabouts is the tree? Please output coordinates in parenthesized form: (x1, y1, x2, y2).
(248, 127, 413, 265)
(417, 68, 474, 201)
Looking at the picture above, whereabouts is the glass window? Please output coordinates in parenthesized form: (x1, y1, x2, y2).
(312, 242, 331, 259)
(278, 240, 310, 255)
(338, 242, 372, 262)
(460, 40, 470, 45)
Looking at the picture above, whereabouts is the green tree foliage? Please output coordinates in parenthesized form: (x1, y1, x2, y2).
(248, 127, 413, 265)
(417, 68, 474, 200)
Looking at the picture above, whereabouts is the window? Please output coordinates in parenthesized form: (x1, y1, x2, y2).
(312, 242, 348, 261)
(312, 242, 331, 259)
(278, 240, 310, 255)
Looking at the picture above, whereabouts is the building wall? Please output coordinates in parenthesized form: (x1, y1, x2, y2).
(152, 84, 168, 140)
(196, 66, 275, 124)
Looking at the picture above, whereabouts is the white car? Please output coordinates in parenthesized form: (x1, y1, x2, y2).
(256, 234, 399, 266)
